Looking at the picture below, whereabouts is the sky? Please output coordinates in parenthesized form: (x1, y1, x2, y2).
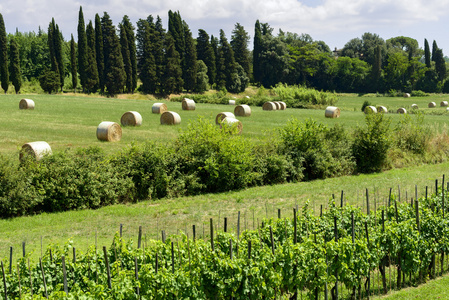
(1, 0, 449, 54)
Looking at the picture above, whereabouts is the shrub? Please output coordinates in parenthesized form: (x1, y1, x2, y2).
(410, 90, 429, 97)
(361, 100, 371, 112)
(273, 83, 338, 108)
(394, 113, 430, 155)
(353, 113, 392, 173)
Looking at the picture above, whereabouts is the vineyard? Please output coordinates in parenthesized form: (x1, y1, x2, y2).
(1, 180, 449, 299)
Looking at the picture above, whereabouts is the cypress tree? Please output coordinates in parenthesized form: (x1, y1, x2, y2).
(217, 29, 236, 91)
(85, 21, 99, 93)
(154, 16, 166, 93)
(0, 13, 8, 93)
(101, 12, 125, 96)
(122, 16, 137, 93)
(77, 7, 88, 91)
(95, 14, 105, 93)
(136, 18, 156, 94)
(253, 20, 262, 84)
(182, 21, 197, 91)
(119, 23, 132, 93)
(8, 37, 21, 94)
(434, 48, 446, 82)
(424, 39, 431, 68)
(55, 24, 64, 90)
(432, 40, 438, 62)
(196, 29, 216, 86)
(230, 23, 251, 77)
(47, 19, 61, 89)
(370, 44, 382, 91)
(70, 34, 77, 92)
(162, 33, 183, 95)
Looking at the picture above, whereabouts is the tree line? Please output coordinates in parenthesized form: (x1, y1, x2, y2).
(0, 8, 447, 95)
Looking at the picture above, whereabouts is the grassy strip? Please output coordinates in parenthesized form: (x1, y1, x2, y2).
(372, 275, 449, 299)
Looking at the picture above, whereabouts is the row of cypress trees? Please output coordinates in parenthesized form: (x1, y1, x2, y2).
(0, 13, 21, 94)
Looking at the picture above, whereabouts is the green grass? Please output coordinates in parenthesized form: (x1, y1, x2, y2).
(372, 275, 449, 299)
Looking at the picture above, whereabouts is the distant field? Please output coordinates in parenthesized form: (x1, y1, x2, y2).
(2, 93, 449, 158)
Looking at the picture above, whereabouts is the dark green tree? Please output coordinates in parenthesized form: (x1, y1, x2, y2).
(153, 16, 166, 93)
(196, 29, 215, 85)
(54, 24, 64, 90)
(194, 60, 208, 93)
(369, 44, 382, 91)
(182, 21, 197, 91)
(432, 40, 438, 62)
(119, 23, 132, 93)
(39, 69, 60, 93)
(434, 48, 446, 82)
(253, 20, 262, 84)
(77, 7, 88, 91)
(47, 19, 63, 90)
(168, 10, 185, 67)
(95, 14, 105, 93)
(8, 37, 21, 94)
(217, 29, 241, 92)
(136, 18, 156, 93)
(0, 13, 8, 93)
(162, 33, 183, 95)
(424, 39, 431, 68)
(121, 16, 137, 92)
(70, 34, 77, 92)
(101, 12, 125, 96)
(231, 23, 251, 78)
(85, 21, 99, 93)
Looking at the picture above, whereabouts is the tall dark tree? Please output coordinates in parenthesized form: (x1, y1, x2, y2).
(119, 23, 132, 93)
(85, 21, 99, 92)
(162, 33, 183, 95)
(95, 14, 105, 93)
(182, 21, 197, 91)
(70, 34, 77, 92)
(47, 18, 64, 90)
(231, 23, 251, 77)
(121, 16, 137, 93)
(77, 7, 88, 91)
(153, 16, 166, 93)
(0, 13, 8, 93)
(136, 19, 156, 93)
(101, 12, 125, 96)
(8, 37, 21, 94)
(424, 39, 431, 68)
(168, 10, 185, 66)
(216, 29, 237, 91)
(432, 40, 438, 62)
(253, 20, 262, 84)
(369, 44, 382, 91)
(434, 48, 446, 82)
(196, 29, 216, 85)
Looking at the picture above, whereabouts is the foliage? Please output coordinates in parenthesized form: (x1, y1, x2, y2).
(273, 83, 338, 107)
(361, 100, 371, 112)
(0, 13, 9, 93)
(8, 37, 21, 93)
(39, 69, 60, 94)
(394, 113, 430, 155)
(352, 113, 392, 173)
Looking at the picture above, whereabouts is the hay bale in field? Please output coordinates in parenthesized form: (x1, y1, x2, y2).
(263, 102, 277, 111)
(121, 111, 142, 127)
(96, 122, 122, 142)
(273, 101, 281, 110)
(234, 104, 251, 117)
(377, 106, 388, 113)
(441, 101, 448, 107)
(228, 100, 236, 105)
(152, 103, 168, 114)
(411, 104, 418, 109)
(220, 117, 243, 134)
(20, 141, 52, 161)
(19, 98, 35, 110)
(325, 106, 340, 118)
(278, 101, 287, 110)
(428, 102, 436, 108)
(215, 112, 235, 125)
(403, 93, 411, 98)
(364, 105, 377, 114)
(182, 98, 196, 110)
(160, 111, 181, 125)
(397, 108, 407, 114)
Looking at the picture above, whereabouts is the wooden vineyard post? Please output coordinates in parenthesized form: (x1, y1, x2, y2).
(340, 190, 344, 207)
(22, 242, 26, 258)
(1, 261, 7, 300)
(138, 226, 142, 249)
(291, 208, 298, 300)
(9, 247, 12, 274)
(171, 242, 175, 274)
(224, 217, 228, 233)
(103, 247, 112, 289)
(388, 188, 392, 208)
(134, 257, 140, 296)
(380, 210, 387, 294)
(366, 188, 370, 216)
(210, 218, 214, 252)
(442, 175, 445, 218)
(278, 208, 281, 219)
(237, 211, 241, 240)
(270, 226, 275, 255)
(193, 225, 196, 241)
(333, 216, 338, 300)
(39, 257, 48, 298)
(365, 222, 370, 298)
(62, 256, 68, 295)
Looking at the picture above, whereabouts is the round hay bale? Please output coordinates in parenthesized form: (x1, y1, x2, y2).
(377, 106, 388, 113)
(182, 98, 196, 110)
(364, 106, 377, 114)
(121, 111, 142, 127)
(262, 102, 277, 111)
(278, 101, 287, 110)
(220, 117, 243, 134)
(20, 141, 52, 161)
(234, 104, 251, 117)
(160, 111, 181, 125)
(273, 101, 281, 110)
(441, 101, 449, 107)
(96, 122, 122, 142)
(397, 108, 407, 114)
(19, 98, 35, 110)
(152, 103, 168, 114)
(228, 100, 236, 105)
(215, 112, 235, 125)
(325, 106, 340, 118)
(411, 104, 418, 109)
(403, 93, 411, 98)
(428, 102, 436, 108)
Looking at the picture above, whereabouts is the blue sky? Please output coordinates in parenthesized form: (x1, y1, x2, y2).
(1, 0, 449, 54)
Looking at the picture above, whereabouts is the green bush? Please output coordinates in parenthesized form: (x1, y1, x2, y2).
(361, 100, 371, 112)
(410, 90, 429, 97)
(353, 113, 392, 173)
(394, 113, 430, 155)
(273, 83, 338, 108)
